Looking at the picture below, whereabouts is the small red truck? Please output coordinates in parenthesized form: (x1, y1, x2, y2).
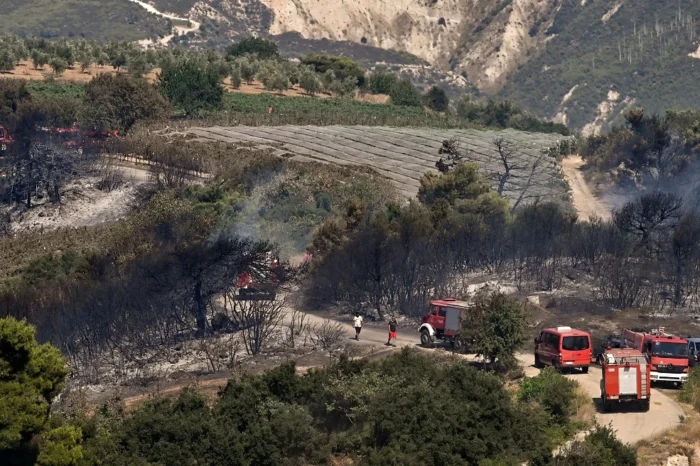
(600, 348, 651, 412)
(0, 125, 14, 153)
(623, 328, 689, 386)
(534, 326, 592, 373)
(236, 255, 281, 300)
(419, 298, 470, 350)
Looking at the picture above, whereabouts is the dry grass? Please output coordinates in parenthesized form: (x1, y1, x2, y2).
(637, 409, 700, 465)
(571, 384, 596, 428)
(7, 60, 390, 103)
(5, 60, 159, 84)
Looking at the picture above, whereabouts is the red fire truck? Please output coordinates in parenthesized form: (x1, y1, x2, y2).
(600, 348, 651, 412)
(0, 125, 14, 153)
(236, 254, 281, 300)
(419, 298, 470, 350)
(623, 328, 689, 385)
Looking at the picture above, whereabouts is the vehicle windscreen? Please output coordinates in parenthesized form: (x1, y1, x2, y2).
(562, 336, 590, 351)
(652, 342, 689, 358)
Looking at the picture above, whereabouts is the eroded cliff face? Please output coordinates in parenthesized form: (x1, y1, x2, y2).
(256, 0, 561, 92)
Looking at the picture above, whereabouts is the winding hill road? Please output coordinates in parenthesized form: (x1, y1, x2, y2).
(561, 155, 612, 220)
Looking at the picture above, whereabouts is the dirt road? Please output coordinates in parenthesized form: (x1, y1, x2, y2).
(298, 311, 684, 444)
(514, 353, 684, 445)
(128, 0, 200, 45)
(121, 309, 684, 445)
(561, 155, 612, 221)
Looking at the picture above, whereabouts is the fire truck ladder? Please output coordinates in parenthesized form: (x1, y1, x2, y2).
(640, 362, 648, 396)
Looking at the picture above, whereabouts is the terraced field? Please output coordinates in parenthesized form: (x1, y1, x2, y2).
(188, 125, 571, 203)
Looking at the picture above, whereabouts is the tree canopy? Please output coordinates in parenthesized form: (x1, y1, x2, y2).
(0, 317, 68, 462)
(80, 73, 170, 133)
(158, 58, 224, 115)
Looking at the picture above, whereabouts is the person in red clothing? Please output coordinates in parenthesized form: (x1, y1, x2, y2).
(386, 317, 398, 347)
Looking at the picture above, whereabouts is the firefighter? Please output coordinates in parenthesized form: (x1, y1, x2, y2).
(353, 312, 363, 341)
(386, 317, 398, 347)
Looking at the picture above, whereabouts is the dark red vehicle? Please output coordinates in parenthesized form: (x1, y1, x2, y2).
(419, 298, 470, 350)
(0, 125, 14, 153)
(534, 326, 592, 373)
(236, 254, 281, 300)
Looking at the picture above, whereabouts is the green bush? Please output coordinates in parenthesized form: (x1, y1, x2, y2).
(77, 351, 554, 465)
(389, 78, 422, 107)
(519, 367, 577, 426)
(552, 425, 637, 466)
(226, 37, 279, 59)
(679, 367, 700, 411)
(301, 53, 365, 87)
(0, 318, 68, 461)
(423, 85, 449, 112)
(368, 71, 398, 94)
(80, 73, 170, 133)
(460, 292, 528, 369)
(158, 58, 224, 115)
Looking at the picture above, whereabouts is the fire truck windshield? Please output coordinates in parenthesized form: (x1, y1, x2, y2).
(652, 341, 688, 358)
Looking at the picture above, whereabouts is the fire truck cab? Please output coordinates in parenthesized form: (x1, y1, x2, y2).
(623, 328, 689, 385)
(419, 298, 470, 351)
(600, 348, 651, 412)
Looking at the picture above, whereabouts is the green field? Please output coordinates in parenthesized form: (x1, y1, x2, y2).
(221, 93, 475, 128)
(1, 0, 171, 41)
(25, 81, 86, 100)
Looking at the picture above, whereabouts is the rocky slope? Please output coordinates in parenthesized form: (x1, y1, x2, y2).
(10, 0, 700, 130)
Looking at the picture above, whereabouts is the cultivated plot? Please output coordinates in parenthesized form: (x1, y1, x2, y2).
(188, 125, 570, 203)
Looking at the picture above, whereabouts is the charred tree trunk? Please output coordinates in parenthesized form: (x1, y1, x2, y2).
(194, 278, 206, 333)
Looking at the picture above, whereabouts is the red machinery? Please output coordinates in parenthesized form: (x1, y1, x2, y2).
(624, 328, 689, 386)
(600, 348, 651, 412)
(0, 125, 14, 153)
(236, 255, 280, 301)
(419, 298, 470, 350)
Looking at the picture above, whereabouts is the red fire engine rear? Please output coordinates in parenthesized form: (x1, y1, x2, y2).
(600, 348, 651, 412)
(623, 328, 689, 385)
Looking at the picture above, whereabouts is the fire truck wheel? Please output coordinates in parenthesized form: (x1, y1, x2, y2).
(452, 336, 465, 353)
(602, 400, 611, 412)
(640, 400, 650, 412)
(534, 354, 544, 369)
(420, 330, 434, 348)
(581, 366, 589, 374)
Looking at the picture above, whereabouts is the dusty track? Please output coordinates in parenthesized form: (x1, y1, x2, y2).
(561, 155, 612, 220)
(120, 309, 683, 445)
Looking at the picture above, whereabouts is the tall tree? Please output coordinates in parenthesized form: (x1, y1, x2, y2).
(0, 317, 68, 463)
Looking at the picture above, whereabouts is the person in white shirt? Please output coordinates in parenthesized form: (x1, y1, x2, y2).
(353, 312, 363, 340)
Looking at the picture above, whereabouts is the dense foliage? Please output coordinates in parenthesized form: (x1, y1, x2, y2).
(81, 73, 170, 132)
(499, 0, 700, 130)
(0, 317, 69, 465)
(582, 107, 700, 178)
(226, 36, 279, 59)
(74, 351, 557, 466)
(158, 57, 224, 115)
(306, 157, 700, 319)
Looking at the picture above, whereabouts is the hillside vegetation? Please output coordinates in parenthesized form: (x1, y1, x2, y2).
(499, 0, 700, 130)
(0, 0, 170, 41)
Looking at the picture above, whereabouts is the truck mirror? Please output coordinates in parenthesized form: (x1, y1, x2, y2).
(534, 337, 540, 344)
